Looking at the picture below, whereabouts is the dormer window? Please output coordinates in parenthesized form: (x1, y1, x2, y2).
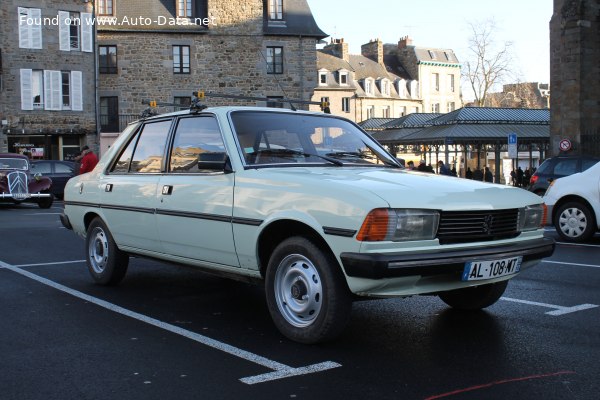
(339, 71, 348, 85)
(428, 50, 436, 60)
(380, 79, 390, 96)
(364, 79, 372, 95)
(444, 51, 452, 61)
(269, 0, 284, 20)
(319, 70, 328, 85)
(176, 0, 193, 18)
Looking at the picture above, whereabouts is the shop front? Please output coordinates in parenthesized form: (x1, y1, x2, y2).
(7, 134, 84, 161)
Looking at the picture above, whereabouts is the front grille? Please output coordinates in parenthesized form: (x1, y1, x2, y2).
(8, 171, 29, 200)
(436, 209, 519, 245)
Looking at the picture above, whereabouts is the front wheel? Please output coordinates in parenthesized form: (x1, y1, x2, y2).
(438, 280, 508, 310)
(37, 193, 54, 209)
(265, 237, 352, 344)
(86, 217, 129, 285)
(555, 201, 596, 243)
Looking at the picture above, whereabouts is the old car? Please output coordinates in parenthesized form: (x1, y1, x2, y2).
(61, 106, 554, 344)
(543, 160, 600, 243)
(0, 153, 53, 209)
(31, 159, 77, 200)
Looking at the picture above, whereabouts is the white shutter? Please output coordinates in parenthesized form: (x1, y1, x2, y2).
(44, 70, 62, 110)
(20, 69, 33, 110)
(58, 11, 70, 51)
(18, 7, 30, 49)
(81, 12, 93, 52)
(71, 71, 83, 111)
(30, 8, 43, 49)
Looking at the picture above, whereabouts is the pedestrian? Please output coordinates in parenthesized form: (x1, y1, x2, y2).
(524, 168, 531, 187)
(437, 160, 452, 176)
(465, 167, 473, 179)
(516, 166, 524, 187)
(79, 145, 99, 174)
(484, 166, 494, 183)
(473, 168, 483, 181)
(450, 166, 457, 177)
(417, 160, 433, 173)
(510, 169, 517, 186)
(407, 160, 415, 170)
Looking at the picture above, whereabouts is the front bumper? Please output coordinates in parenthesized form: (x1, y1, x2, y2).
(340, 237, 555, 279)
(60, 213, 73, 230)
(1, 192, 52, 200)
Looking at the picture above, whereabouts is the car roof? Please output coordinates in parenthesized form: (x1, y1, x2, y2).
(0, 153, 28, 160)
(139, 106, 332, 123)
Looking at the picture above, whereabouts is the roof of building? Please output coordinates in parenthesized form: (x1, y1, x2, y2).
(348, 54, 400, 81)
(413, 47, 461, 66)
(263, 0, 328, 38)
(380, 113, 442, 129)
(430, 107, 550, 125)
(358, 118, 397, 130)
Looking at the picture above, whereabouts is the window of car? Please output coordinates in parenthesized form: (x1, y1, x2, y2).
(111, 120, 171, 173)
(582, 159, 599, 171)
(169, 116, 226, 173)
(32, 162, 52, 174)
(0, 158, 28, 170)
(55, 162, 75, 174)
(230, 111, 398, 167)
(552, 159, 578, 176)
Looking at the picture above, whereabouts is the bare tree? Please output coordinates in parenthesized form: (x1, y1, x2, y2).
(463, 20, 516, 107)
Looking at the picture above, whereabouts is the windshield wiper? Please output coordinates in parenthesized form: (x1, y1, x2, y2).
(250, 148, 343, 166)
(325, 151, 371, 159)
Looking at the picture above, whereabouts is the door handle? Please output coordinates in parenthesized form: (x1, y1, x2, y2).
(162, 185, 173, 195)
(105, 183, 113, 192)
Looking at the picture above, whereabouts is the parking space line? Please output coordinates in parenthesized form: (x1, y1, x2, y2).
(501, 297, 598, 315)
(14, 260, 86, 268)
(542, 260, 600, 268)
(0, 260, 341, 385)
(555, 241, 600, 248)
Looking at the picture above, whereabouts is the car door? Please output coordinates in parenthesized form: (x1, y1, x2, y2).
(155, 115, 238, 267)
(100, 119, 172, 253)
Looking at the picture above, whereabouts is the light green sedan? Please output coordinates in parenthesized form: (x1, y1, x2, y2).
(61, 107, 555, 344)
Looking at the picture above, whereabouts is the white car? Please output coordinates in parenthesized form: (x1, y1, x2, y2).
(543, 160, 600, 242)
(61, 106, 554, 343)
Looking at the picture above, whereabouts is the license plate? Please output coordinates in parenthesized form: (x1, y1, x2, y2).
(462, 256, 523, 281)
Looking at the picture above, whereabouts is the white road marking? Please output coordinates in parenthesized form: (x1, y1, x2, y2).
(14, 260, 86, 268)
(542, 260, 600, 269)
(22, 212, 63, 215)
(555, 241, 600, 248)
(0, 260, 341, 385)
(501, 297, 598, 315)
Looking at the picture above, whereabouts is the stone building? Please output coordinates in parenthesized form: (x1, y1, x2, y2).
(96, 0, 326, 152)
(485, 82, 550, 109)
(0, 0, 96, 159)
(550, 0, 600, 157)
(311, 37, 462, 123)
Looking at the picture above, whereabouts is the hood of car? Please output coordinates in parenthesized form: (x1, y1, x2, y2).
(259, 167, 542, 210)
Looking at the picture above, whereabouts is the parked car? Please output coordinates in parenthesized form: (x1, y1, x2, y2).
(0, 153, 53, 208)
(61, 106, 554, 343)
(528, 155, 600, 195)
(543, 160, 600, 243)
(31, 160, 77, 200)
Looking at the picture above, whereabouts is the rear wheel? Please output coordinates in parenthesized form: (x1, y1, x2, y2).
(37, 192, 54, 209)
(265, 237, 352, 344)
(555, 201, 595, 243)
(438, 280, 508, 310)
(86, 217, 129, 285)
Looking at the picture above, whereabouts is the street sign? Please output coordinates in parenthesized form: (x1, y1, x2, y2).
(508, 133, 518, 158)
(559, 138, 572, 152)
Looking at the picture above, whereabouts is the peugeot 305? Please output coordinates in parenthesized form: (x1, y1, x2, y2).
(61, 107, 555, 343)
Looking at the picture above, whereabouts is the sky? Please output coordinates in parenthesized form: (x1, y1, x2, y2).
(306, 0, 553, 95)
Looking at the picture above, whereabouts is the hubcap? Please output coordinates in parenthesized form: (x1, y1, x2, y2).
(274, 254, 323, 328)
(558, 207, 587, 238)
(88, 227, 109, 273)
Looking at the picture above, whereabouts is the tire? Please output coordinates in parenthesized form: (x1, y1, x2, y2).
(37, 193, 54, 209)
(438, 280, 508, 310)
(554, 201, 596, 243)
(265, 237, 352, 344)
(86, 217, 129, 285)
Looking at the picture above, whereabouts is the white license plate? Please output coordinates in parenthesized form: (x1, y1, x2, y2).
(462, 256, 523, 281)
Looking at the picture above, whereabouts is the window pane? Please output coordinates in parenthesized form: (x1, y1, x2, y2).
(170, 117, 225, 173)
(130, 121, 171, 173)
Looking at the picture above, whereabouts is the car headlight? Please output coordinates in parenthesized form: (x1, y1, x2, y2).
(518, 204, 547, 231)
(357, 209, 440, 242)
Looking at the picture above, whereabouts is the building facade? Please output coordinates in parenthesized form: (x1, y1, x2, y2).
(96, 0, 325, 152)
(550, 0, 600, 157)
(485, 82, 550, 109)
(311, 37, 462, 123)
(0, 0, 96, 159)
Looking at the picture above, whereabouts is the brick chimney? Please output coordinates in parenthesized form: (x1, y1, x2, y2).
(323, 38, 349, 62)
(398, 36, 413, 49)
(361, 38, 384, 65)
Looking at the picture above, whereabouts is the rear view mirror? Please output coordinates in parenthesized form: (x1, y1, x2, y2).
(197, 152, 233, 173)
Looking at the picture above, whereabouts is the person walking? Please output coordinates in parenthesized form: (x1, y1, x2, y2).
(484, 166, 494, 183)
(79, 145, 99, 174)
(465, 167, 473, 179)
(437, 160, 452, 176)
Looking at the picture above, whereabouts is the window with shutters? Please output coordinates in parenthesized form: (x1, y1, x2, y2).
(32, 70, 43, 109)
(18, 7, 42, 49)
(20, 69, 82, 111)
(59, 11, 93, 52)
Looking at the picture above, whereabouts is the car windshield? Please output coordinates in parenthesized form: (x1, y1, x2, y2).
(0, 158, 28, 170)
(230, 111, 400, 167)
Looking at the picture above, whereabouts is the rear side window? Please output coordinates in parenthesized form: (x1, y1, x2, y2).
(552, 159, 577, 176)
(582, 159, 599, 171)
(169, 116, 225, 173)
(111, 120, 172, 173)
(32, 162, 52, 174)
(55, 163, 74, 173)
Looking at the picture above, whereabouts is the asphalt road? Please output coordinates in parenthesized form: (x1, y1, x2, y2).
(1, 201, 599, 400)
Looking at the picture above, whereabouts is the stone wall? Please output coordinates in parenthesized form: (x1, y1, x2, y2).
(550, 0, 600, 156)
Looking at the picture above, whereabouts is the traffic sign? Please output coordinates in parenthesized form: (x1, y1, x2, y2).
(508, 133, 518, 158)
(559, 138, 572, 152)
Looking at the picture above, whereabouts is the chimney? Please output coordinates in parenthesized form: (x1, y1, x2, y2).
(323, 38, 349, 62)
(361, 38, 384, 65)
(398, 36, 413, 49)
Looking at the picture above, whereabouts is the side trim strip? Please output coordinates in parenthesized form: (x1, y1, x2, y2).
(156, 209, 231, 223)
(323, 227, 356, 237)
(232, 217, 263, 226)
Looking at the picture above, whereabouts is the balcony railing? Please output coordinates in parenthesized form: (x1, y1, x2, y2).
(100, 114, 140, 133)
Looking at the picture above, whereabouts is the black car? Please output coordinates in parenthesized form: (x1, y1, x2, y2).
(528, 155, 600, 195)
(31, 160, 77, 199)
